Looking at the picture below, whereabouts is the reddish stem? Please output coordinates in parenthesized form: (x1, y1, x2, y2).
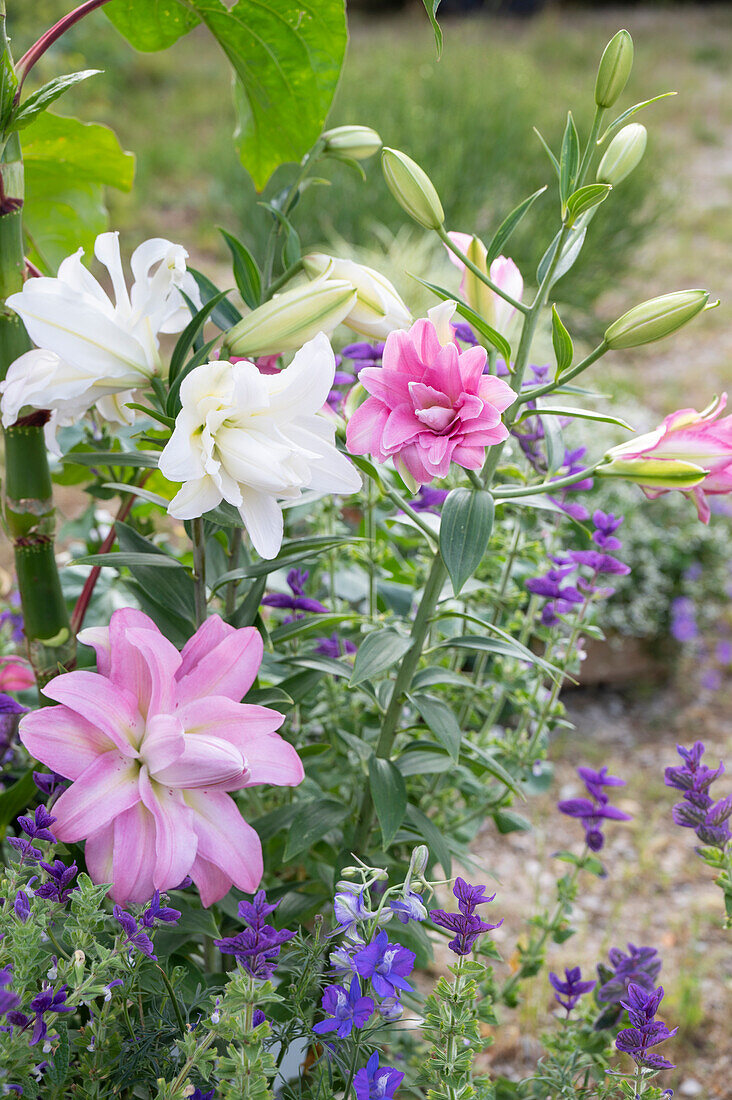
(15, 0, 113, 95)
(70, 481, 147, 635)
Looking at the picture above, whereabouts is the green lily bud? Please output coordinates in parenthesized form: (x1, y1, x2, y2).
(223, 280, 357, 358)
(381, 147, 444, 230)
(605, 289, 709, 349)
(597, 124, 647, 185)
(595, 29, 634, 108)
(322, 125, 382, 160)
(597, 456, 707, 491)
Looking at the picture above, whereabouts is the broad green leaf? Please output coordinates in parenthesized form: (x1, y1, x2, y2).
(169, 291, 231, 384)
(23, 113, 134, 270)
(212, 0, 348, 190)
(369, 756, 407, 848)
(493, 809, 532, 834)
(559, 111, 579, 206)
(486, 185, 547, 265)
(283, 799, 349, 859)
(397, 744, 452, 777)
(116, 521, 196, 623)
(536, 223, 587, 290)
(105, 1, 201, 50)
(551, 304, 573, 375)
(439, 487, 494, 596)
(12, 71, 101, 130)
(232, 576, 267, 628)
(408, 692, 462, 761)
(411, 276, 512, 362)
(189, 268, 243, 330)
(0, 769, 36, 830)
(421, 0, 443, 57)
(219, 228, 262, 310)
(564, 183, 611, 225)
(350, 630, 411, 687)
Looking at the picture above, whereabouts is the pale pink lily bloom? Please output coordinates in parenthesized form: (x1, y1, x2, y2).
(0, 656, 34, 692)
(609, 393, 732, 523)
(346, 304, 516, 486)
(446, 232, 523, 336)
(19, 609, 303, 907)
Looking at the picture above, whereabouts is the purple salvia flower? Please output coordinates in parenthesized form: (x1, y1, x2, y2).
(314, 633, 357, 658)
(113, 907, 157, 960)
(351, 931, 415, 998)
(312, 975, 374, 1038)
(140, 890, 181, 928)
(558, 765, 631, 851)
(26, 984, 74, 1045)
(214, 891, 294, 979)
(615, 983, 677, 1071)
(262, 568, 329, 617)
(549, 966, 596, 1015)
(341, 342, 385, 367)
(430, 879, 502, 955)
(452, 322, 479, 346)
(409, 486, 449, 514)
(34, 859, 78, 903)
(13, 891, 30, 923)
(354, 1051, 405, 1100)
(32, 771, 68, 799)
(599, 944, 662, 1003)
(16, 806, 57, 844)
(0, 967, 20, 1019)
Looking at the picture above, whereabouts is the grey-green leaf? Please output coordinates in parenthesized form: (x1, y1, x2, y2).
(439, 487, 494, 596)
(369, 757, 407, 848)
(486, 185, 547, 265)
(350, 630, 411, 687)
(559, 111, 580, 205)
(551, 304, 573, 375)
(283, 799, 349, 859)
(409, 692, 462, 761)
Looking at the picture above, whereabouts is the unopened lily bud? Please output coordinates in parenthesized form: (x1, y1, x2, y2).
(381, 147, 444, 230)
(303, 252, 411, 338)
(605, 289, 709, 349)
(223, 280, 357, 358)
(597, 124, 647, 185)
(597, 456, 707, 491)
(595, 29, 634, 108)
(322, 125, 382, 160)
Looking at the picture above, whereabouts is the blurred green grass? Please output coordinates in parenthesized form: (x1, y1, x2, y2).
(12, 3, 675, 311)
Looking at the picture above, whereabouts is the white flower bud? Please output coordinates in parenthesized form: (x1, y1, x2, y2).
(322, 125, 382, 160)
(303, 253, 411, 338)
(597, 124, 647, 186)
(595, 29, 634, 108)
(224, 279, 357, 358)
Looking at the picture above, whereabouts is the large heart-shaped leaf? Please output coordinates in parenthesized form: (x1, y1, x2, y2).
(106, 0, 348, 190)
(23, 113, 134, 270)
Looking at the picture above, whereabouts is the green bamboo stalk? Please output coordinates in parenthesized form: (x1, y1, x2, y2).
(0, 8, 74, 685)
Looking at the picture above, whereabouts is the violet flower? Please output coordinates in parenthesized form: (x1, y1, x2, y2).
(16, 805, 57, 844)
(114, 906, 157, 960)
(34, 859, 78, 903)
(312, 975, 374, 1038)
(13, 891, 30, 923)
(558, 765, 631, 851)
(140, 891, 181, 929)
(351, 931, 415, 998)
(214, 891, 295, 979)
(598, 944, 662, 1003)
(262, 568, 328, 618)
(430, 877, 502, 955)
(354, 1051, 404, 1100)
(341, 341, 385, 369)
(8, 984, 74, 1046)
(388, 891, 427, 924)
(190, 1089, 215, 1100)
(32, 771, 68, 799)
(315, 633, 357, 658)
(549, 966, 596, 1015)
(333, 888, 375, 934)
(615, 984, 677, 1071)
(0, 967, 20, 1019)
(666, 741, 730, 848)
(409, 486, 448, 514)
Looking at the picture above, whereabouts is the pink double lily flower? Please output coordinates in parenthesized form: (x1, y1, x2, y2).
(20, 609, 303, 906)
(608, 394, 732, 523)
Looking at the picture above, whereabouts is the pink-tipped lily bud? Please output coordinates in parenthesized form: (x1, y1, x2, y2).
(223, 280, 357, 358)
(381, 148, 444, 231)
(595, 29, 634, 108)
(604, 289, 709, 350)
(445, 232, 523, 335)
(322, 125, 382, 160)
(600, 394, 732, 523)
(303, 253, 411, 338)
(597, 124, 647, 186)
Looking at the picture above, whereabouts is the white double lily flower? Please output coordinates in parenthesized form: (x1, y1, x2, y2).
(158, 332, 362, 559)
(0, 231, 200, 439)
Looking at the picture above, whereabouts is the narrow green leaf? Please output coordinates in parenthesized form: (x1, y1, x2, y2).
(409, 692, 462, 761)
(486, 186, 547, 265)
(283, 799, 349, 860)
(397, 745, 452, 777)
(189, 268, 243, 329)
(533, 127, 560, 177)
(116, 522, 196, 623)
(369, 757, 407, 848)
(439, 487, 494, 596)
(12, 71, 101, 130)
(420, 0, 443, 57)
(410, 276, 512, 362)
(564, 183, 611, 225)
(169, 291, 229, 384)
(102, 482, 169, 508)
(559, 111, 580, 206)
(493, 809, 532, 834)
(211, 536, 358, 588)
(219, 228, 262, 309)
(231, 576, 267, 628)
(61, 450, 160, 469)
(350, 630, 411, 687)
(72, 551, 185, 570)
(598, 92, 676, 144)
(536, 223, 587, 289)
(405, 805, 452, 876)
(517, 406, 634, 431)
(551, 304, 573, 375)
